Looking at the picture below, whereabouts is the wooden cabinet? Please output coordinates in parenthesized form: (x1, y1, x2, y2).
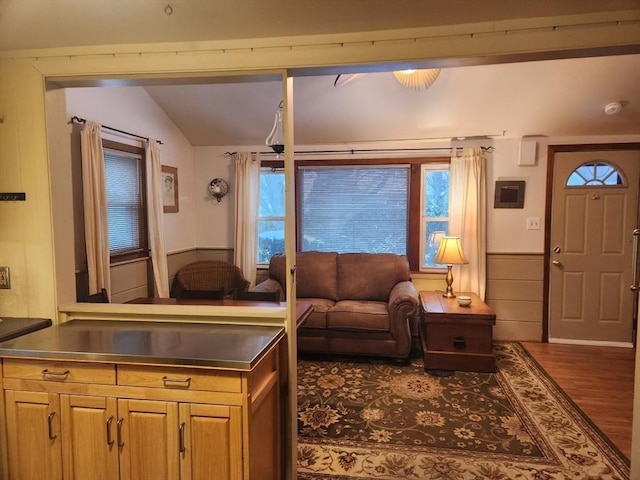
(1, 341, 280, 480)
(4, 391, 63, 480)
(61, 394, 118, 480)
(419, 291, 496, 372)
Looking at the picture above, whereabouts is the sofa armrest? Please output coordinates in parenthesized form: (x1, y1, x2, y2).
(389, 281, 419, 316)
(251, 278, 285, 301)
(385, 281, 418, 359)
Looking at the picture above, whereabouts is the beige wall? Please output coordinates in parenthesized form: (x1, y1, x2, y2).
(1, 11, 639, 474)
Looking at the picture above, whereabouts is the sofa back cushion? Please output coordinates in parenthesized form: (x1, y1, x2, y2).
(337, 253, 411, 301)
(269, 251, 339, 300)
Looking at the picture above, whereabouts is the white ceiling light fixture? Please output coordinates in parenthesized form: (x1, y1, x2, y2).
(604, 101, 623, 115)
(334, 68, 442, 90)
(392, 69, 441, 90)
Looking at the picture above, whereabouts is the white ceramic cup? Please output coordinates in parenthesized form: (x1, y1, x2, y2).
(456, 295, 472, 306)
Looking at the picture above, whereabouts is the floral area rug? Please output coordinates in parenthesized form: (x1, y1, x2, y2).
(296, 342, 629, 479)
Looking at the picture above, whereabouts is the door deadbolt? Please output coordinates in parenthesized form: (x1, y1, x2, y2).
(553, 246, 561, 253)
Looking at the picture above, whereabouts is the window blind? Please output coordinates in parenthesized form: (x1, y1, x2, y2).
(104, 149, 144, 256)
(298, 165, 409, 254)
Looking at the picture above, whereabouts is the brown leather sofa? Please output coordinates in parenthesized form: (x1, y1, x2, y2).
(252, 251, 418, 361)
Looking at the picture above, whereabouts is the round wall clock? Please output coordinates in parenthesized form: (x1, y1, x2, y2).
(208, 178, 229, 202)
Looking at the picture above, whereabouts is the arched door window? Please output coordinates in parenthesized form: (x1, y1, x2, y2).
(566, 161, 625, 187)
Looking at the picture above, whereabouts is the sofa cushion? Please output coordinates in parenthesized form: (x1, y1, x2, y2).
(297, 252, 338, 300)
(298, 297, 335, 329)
(271, 251, 339, 300)
(327, 300, 389, 332)
(336, 253, 411, 301)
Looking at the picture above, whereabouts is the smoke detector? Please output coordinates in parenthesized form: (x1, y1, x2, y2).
(604, 102, 623, 115)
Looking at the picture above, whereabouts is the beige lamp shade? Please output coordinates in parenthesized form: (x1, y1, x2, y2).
(435, 236, 468, 265)
(392, 68, 441, 90)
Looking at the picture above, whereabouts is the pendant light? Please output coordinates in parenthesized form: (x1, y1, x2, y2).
(265, 101, 284, 157)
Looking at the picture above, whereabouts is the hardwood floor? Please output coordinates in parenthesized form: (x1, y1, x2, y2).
(521, 342, 636, 460)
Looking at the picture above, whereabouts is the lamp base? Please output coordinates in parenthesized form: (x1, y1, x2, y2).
(442, 265, 456, 298)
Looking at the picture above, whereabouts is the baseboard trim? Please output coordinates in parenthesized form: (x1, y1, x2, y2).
(548, 338, 634, 348)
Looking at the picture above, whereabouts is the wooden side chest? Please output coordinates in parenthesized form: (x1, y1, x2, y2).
(419, 291, 496, 373)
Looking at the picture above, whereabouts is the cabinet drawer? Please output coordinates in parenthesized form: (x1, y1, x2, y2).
(2, 359, 116, 384)
(425, 323, 493, 354)
(117, 365, 242, 393)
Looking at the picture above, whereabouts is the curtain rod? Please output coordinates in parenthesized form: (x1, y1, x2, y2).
(70, 116, 163, 145)
(224, 146, 494, 157)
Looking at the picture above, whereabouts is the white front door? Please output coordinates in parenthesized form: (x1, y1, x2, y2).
(549, 149, 640, 345)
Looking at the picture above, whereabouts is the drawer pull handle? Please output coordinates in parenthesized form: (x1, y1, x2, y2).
(106, 416, 114, 446)
(161, 376, 191, 387)
(179, 422, 186, 453)
(41, 369, 70, 380)
(47, 412, 57, 440)
(117, 418, 124, 448)
(453, 336, 466, 349)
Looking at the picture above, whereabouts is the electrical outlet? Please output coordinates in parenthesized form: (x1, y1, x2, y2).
(0, 266, 10, 289)
(526, 217, 541, 230)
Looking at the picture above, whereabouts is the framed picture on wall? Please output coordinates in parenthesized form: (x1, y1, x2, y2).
(494, 180, 525, 208)
(161, 165, 179, 213)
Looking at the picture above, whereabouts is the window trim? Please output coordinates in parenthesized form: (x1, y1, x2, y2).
(258, 156, 450, 271)
(102, 139, 149, 264)
(419, 163, 450, 273)
(257, 166, 286, 267)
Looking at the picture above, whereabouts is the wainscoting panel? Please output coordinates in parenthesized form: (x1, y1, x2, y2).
(110, 259, 151, 303)
(485, 253, 545, 342)
(195, 249, 234, 263)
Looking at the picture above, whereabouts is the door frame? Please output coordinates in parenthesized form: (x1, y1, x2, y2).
(542, 142, 640, 342)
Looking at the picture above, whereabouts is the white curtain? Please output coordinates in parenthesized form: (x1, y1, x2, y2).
(146, 140, 170, 297)
(80, 121, 111, 298)
(449, 147, 487, 299)
(234, 152, 261, 286)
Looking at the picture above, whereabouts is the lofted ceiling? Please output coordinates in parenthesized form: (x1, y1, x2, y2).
(2, 1, 639, 146)
(142, 54, 640, 146)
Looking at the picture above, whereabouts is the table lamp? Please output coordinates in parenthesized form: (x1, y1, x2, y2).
(434, 236, 468, 298)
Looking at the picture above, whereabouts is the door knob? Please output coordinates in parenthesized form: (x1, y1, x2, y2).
(552, 260, 561, 266)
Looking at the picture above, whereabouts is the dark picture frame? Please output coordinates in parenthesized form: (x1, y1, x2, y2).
(161, 165, 179, 213)
(494, 180, 525, 208)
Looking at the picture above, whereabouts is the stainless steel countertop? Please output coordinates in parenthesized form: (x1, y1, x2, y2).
(0, 320, 285, 370)
(0, 317, 52, 342)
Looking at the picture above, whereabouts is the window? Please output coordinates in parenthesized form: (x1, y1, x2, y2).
(421, 164, 450, 269)
(103, 140, 148, 262)
(298, 165, 409, 254)
(257, 168, 285, 264)
(566, 161, 624, 186)
(256, 158, 449, 271)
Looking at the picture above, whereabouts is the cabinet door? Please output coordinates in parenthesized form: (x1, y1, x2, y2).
(117, 399, 180, 480)
(179, 403, 243, 480)
(4, 390, 63, 480)
(61, 394, 119, 480)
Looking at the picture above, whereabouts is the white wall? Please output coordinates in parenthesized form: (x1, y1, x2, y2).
(193, 135, 639, 254)
(65, 86, 196, 254)
(194, 147, 236, 249)
(486, 135, 640, 253)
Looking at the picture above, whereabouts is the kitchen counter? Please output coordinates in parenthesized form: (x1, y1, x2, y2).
(0, 317, 52, 342)
(0, 319, 285, 370)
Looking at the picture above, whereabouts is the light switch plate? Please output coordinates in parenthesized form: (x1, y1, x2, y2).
(0, 267, 11, 289)
(526, 217, 541, 230)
